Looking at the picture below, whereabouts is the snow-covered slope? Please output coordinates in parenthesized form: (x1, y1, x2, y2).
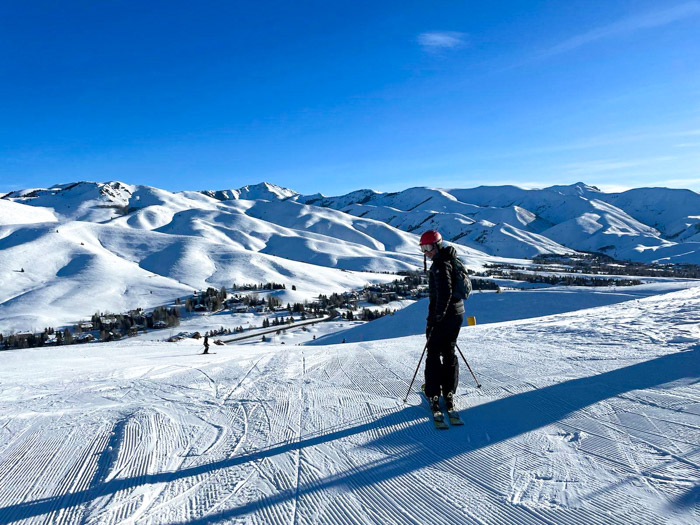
(298, 183, 700, 264)
(0, 199, 58, 225)
(2, 182, 507, 331)
(0, 218, 421, 332)
(300, 186, 575, 258)
(3, 181, 134, 222)
(603, 187, 700, 240)
(1, 285, 697, 524)
(202, 181, 299, 202)
(2, 179, 699, 332)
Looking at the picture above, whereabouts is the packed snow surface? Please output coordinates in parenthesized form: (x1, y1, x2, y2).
(1, 286, 698, 524)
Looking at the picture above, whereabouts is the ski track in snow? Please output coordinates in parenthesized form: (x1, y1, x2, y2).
(0, 287, 699, 524)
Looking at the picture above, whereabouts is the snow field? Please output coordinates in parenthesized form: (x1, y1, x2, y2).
(0, 286, 698, 523)
(0, 200, 57, 226)
(0, 212, 407, 332)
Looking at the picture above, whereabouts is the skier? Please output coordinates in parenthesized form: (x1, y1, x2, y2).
(420, 229, 465, 417)
(203, 335, 210, 354)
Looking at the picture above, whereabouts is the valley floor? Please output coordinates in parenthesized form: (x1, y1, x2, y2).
(0, 286, 699, 524)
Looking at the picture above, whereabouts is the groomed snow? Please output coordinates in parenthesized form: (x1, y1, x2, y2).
(1, 285, 698, 524)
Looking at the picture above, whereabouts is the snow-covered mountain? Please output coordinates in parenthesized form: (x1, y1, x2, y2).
(202, 181, 298, 202)
(1, 180, 698, 331)
(3, 181, 134, 222)
(0, 199, 58, 226)
(0, 181, 498, 331)
(297, 182, 700, 264)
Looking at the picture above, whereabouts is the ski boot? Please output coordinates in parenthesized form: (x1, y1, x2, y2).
(444, 392, 464, 426)
(431, 395, 448, 429)
(445, 392, 455, 412)
(431, 395, 441, 415)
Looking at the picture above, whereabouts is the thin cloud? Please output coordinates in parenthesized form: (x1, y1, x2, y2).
(658, 177, 700, 186)
(644, 176, 700, 192)
(563, 156, 678, 175)
(592, 184, 633, 193)
(504, 128, 700, 159)
(417, 31, 468, 52)
(538, 2, 700, 59)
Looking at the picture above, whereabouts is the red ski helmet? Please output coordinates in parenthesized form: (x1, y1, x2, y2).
(419, 230, 442, 249)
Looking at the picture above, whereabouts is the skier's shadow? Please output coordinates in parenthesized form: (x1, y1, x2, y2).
(1, 347, 697, 523)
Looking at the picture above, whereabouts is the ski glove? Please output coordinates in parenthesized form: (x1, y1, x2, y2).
(426, 314, 443, 338)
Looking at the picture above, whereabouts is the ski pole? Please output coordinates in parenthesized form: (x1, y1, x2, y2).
(455, 343, 482, 388)
(403, 331, 431, 403)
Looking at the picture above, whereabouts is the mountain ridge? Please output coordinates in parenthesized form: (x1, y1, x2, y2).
(1, 179, 698, 331)
(3, 180, 699, 264)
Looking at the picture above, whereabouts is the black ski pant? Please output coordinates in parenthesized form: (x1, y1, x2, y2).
(424, 313, 463, 399)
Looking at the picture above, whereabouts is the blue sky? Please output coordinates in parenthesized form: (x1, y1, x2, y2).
(1, 0, 699, 195)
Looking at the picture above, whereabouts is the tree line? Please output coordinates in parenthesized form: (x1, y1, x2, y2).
(474, 270, 641, 287)
(2, 306, 180, 350)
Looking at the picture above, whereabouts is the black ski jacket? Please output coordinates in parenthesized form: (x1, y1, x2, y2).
(427, 245, 465, 326)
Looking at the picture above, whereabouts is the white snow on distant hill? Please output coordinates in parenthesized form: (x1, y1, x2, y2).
(3, 181, 134, 222)
(0, 199, 57, 225)
(1, 179, 699, 332)
(0, 284, 697, 524)
(202, 182, 299, 202)
(2, 182, 501, 331)
(603, 187, 700, 239)
(299, 182, 700, 264)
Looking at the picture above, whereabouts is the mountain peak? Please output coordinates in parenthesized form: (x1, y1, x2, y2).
(546, 182, 601, 196)
(297, 188, 382, 207)
(201, 182, 298, 202)
(239, 182, 298, 200)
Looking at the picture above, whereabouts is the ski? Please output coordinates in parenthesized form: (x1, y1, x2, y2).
(200, 352, 217, 355)
(432, 411, 449, 430)
(421, 384, 449, 430)
(445, 392, 464, 425)
(447, 410, 464, 426)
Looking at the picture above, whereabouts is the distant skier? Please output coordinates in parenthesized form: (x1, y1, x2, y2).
(420, 230, 465, 415)
(203, 335, 210, 354)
